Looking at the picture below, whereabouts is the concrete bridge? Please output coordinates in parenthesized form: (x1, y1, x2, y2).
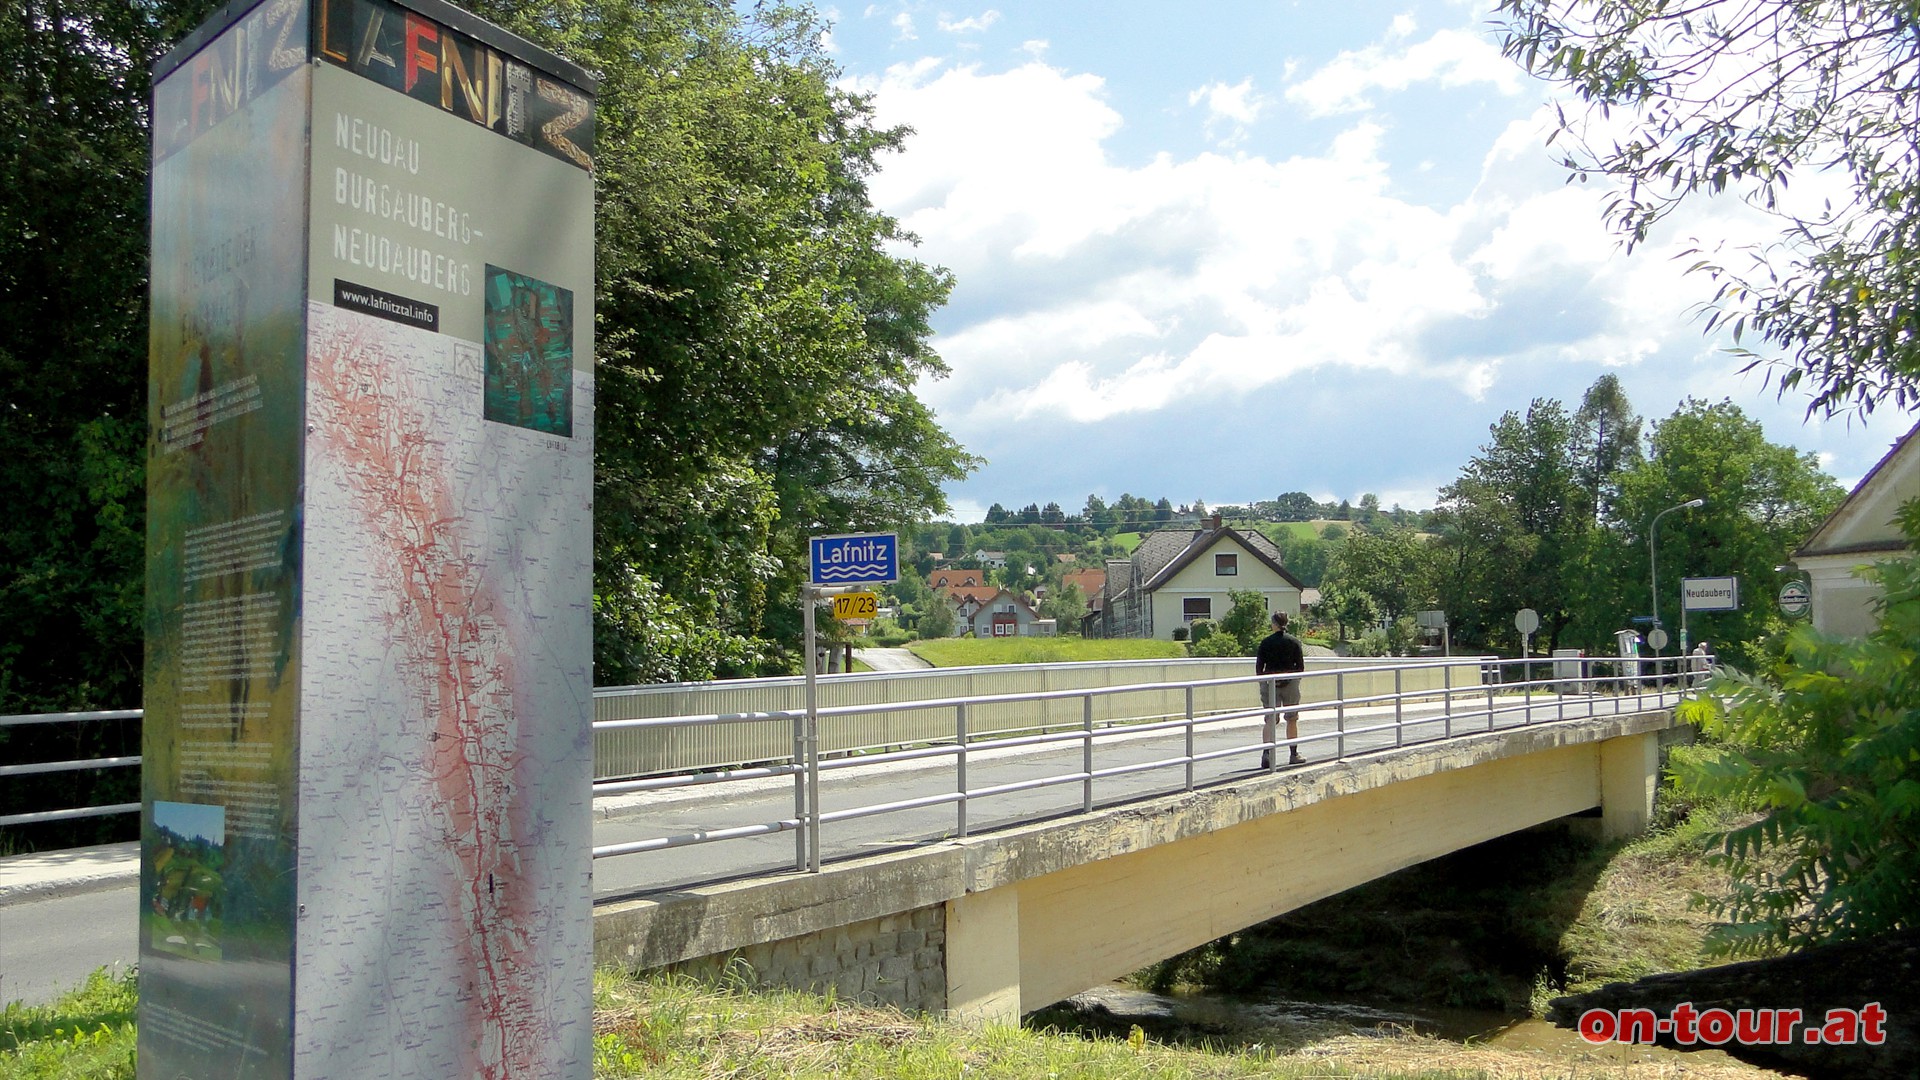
(585, 657, 1686, 1023)
(3, 655, 1690, 1016)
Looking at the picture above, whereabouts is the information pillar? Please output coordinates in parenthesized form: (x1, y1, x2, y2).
(143, 1, 596, 1075)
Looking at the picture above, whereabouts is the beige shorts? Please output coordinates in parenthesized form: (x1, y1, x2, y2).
(1259, 679, 1301, 708)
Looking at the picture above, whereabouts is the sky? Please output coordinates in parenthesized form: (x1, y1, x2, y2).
(814, 0, 1917, 522)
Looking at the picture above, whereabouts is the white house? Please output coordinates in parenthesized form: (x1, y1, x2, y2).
(955, 587, 1043, 638)
(1794, 419, 1920, 636)
(1098, 515, 1304, 639)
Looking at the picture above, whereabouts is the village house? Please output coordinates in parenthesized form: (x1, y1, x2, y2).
(1793, 420, 1920, 637)
(953, 587, 1047, 638)
(1095, 514, 1304, 640)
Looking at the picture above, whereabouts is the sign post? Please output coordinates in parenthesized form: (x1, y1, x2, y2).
(1680, 575, 1740, 655)
(1417, 609, 1449, 657)
(143, 3, 596, 1076)
(803, 534, 897, 872)
(1514, 608, 1539, 681)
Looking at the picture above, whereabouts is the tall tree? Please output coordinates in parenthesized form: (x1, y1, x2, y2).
(1271, 491, 1319, 522)
(1430, 400, 1586, 652)
(1614, 399, 1842, 667)
(1574, 374, 1643, 525)
(1498, 0, 1920, 417)
(1325, 526, 1440, 626)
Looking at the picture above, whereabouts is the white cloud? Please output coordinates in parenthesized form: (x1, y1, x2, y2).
(850, 56, 1809, 442)
(1286, 27, 1522, 117)
(891, 11, 916, 41)
(1187, 78, 1271, 148)
(937, 10, 1000, 34)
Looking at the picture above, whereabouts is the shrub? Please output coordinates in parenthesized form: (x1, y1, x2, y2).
(1192, 632, 1244, 657)
(1171, 626, 1189, 642)
(1188, 619, 1217, 642)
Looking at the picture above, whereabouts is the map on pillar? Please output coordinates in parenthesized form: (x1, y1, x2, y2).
(295, 301, 595, 1077)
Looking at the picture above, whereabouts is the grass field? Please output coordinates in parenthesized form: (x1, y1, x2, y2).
(908, 637, 1185, 667)
(1109, 531, 1144, 552)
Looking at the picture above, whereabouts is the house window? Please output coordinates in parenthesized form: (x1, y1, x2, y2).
(1182, 597, 1212, 621)
(991, 614, 1018, 636)
(1215, 553, 1238, 576)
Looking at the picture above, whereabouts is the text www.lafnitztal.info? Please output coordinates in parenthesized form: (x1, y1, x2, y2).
(1579, 1003, 1888, 1046)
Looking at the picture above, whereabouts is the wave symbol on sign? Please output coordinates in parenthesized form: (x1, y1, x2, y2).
(816, 563, 886, 580)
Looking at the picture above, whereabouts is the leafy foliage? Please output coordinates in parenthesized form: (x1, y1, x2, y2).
(1674, 503, 1920, 952)
(1324, 378, 1838, 661)
(1614, 399, 1842, 668)
(0, 0, 224, 711)
(1217, 589, 1271, 653)
(1430, 399, 1586, 653)
(1497, 0, 1920, 417)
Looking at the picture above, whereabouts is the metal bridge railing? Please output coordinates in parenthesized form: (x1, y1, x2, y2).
(0, 652, 1706, 843)
(0, 709, 144, 827)
(589, 652, 1709, 873)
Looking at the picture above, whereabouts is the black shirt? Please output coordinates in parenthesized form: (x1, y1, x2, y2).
(1255, 630, 1305, 680)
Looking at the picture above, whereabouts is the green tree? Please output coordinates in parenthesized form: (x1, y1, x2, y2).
(1574, 373, 1644, 526)
(1498, 0, 1920, 416)
(1265, 529, 1330, 587)
(1315, 580, 1381, 642)
(1038, 583, 1087, 632)
(1358, 493, 1381, 526)
(916, 598, 955, 639)
(1614, 399, 1842, 667)
(1430, 399, 1586, 653)
(1273, 491, 1319, 522)
(1324, 526, 1439, 626)
(1674, 506, 1920, 952)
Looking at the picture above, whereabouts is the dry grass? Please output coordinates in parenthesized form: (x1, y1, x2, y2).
(1559, 804, 1775, 992)
(590, 972, 1788, 1080)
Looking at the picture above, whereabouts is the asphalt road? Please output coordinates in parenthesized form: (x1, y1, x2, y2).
(0, 885, 139, 1006)
(852, 647, 934, 672)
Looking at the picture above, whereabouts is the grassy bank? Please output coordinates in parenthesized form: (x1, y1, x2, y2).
(8, 966, 1772, 1079)
(908, 637, 1185, 667)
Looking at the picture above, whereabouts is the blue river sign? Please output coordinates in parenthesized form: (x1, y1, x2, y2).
(810, 532, 899, 586)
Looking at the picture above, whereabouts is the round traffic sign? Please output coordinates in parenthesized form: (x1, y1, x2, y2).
(1779, 579, 1811, 618)
(1515, 608, 1540, 635)
(1647, 628, 1670, 651)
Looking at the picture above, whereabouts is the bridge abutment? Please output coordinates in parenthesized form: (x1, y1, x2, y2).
(945, 888, 1022, 1021)
(1599, 730, 1661, 840)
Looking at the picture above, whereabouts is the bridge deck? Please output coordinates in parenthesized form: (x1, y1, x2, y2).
(589, 689, 1674, 901)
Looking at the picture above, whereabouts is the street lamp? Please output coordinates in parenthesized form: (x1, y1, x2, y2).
(1650, 498, 1705, 656)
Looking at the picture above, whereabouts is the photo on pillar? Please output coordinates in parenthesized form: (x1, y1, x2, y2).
(482, 265, 574, 437)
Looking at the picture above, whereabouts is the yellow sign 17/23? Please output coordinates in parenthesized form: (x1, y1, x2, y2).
(831, 592, 880, 621)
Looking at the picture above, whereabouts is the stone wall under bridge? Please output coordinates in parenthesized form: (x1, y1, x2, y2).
(592, 710, 1681, 1022)
(653, 904, 949, 1012)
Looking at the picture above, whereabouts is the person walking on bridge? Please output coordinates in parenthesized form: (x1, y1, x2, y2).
(1256, 611, 1305, 768)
